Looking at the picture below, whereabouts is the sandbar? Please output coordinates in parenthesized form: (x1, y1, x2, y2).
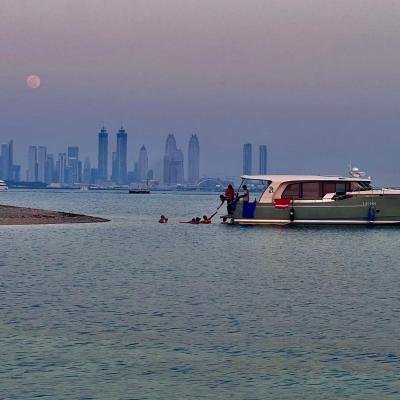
(0, 204, 109, 225)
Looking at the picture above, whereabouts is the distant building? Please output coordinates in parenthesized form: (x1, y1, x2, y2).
(98, 126, 108, 182)
(116, 126, 127, 184)
(259, 145, 267, 175)
(243, 143, 252, 175)
(45, 154, 55, 184)
(67, 146, 80, 184)
(90, 168, 98, 184)
(0, 141, 13, 180)
(11, 165, 20, 182)
(37, 146, 47, 182)
(111, 151, 118, 182)
(58, 153, 67, 184)
(27, 146, 38, 182)
(188, 134, 200, 184)
(82, 157, 91, 184)
(138, 145, 148, 182)
(163, 134, 184, 185)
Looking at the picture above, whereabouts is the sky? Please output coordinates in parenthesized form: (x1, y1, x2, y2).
(1, 0, 400, 184)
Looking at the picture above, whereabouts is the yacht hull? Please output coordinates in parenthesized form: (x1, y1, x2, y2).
(231, 195, 400, 225)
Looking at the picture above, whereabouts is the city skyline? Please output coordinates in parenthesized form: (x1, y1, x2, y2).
(0, 129, 209, 185)
(3, 1, 400, 184)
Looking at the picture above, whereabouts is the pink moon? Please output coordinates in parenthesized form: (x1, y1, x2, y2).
(26, 75, 41, 89)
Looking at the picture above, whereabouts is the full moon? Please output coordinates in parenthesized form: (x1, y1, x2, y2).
(26, 74, 41, 89)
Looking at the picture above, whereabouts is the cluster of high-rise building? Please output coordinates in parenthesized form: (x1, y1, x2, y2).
(162, 133, 200, 185)
(243, 143, 268, 175)
(24, 126, 150, 186)
(0, 127, 201, 187)
(26, 145, 82, 185)
(2, 133, 269, 187)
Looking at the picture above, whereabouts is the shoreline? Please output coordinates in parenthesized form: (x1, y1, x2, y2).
(0, 204, 109, 225)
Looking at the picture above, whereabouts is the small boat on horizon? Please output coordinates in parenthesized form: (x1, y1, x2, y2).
(224, 169, 400, 225)
(128, 181, 150, 194)
(128, 188, 150, 194)
(0, 180, 8, 191)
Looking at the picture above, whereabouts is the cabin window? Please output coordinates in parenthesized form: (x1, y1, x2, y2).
(282, 183, 301, 199)
(302, 182, 322, 200)
(323, 183, 336, 196)
(336, 182, 346, 194)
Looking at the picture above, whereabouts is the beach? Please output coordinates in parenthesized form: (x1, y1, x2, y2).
(0, 204, 109, 225)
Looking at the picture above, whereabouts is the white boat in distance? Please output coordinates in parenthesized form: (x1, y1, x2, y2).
(0, 180, 8, 191)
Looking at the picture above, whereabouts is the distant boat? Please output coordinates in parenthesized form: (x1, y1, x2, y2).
(128, 188, 150, 194)
(0, 180, 8, 191)
(128, 181, 150, 194)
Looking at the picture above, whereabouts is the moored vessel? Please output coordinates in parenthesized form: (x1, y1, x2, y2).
(128, 188, 150, 194)
(225, 171, 400, 225)
(0, 180, 8, 191)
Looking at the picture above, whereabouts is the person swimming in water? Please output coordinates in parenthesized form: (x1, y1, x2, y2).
(200, 215, 212, 224)
(159, 215, 168, 223)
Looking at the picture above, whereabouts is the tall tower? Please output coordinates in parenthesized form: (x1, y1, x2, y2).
(138, 145, 148, 182)
(27, 146, 38, 182)
(98, 126, 108, 182)
(8, 140, 13, 178)
(188, 134, 200, 184)
(58, 153, 67, 184)
(67, 146, 79, 184)
(116, 126, 127, 184)
(259, 145, 267, 175)
(0, 142, 11, 180)
(243, 143, 252, 175)
(37, 146, 47, 182)
(163, 134, 184, 185)
(83, 157, 91, 184)
(45, 154, 55, 184)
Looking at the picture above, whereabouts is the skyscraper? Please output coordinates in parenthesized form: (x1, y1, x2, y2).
(259, 145, 268, 175)
(37, 146, 47, 182)
(0, 141, 12, 180)
(138, 145, 148, 182)
(27, 146, 38, 182)
(163, 134, 184, 185)
(58, 153, 67, 184)
(111, 151, 118, 182)
(83, 157, 91, 184)
(188, 134, 200, 184)
(45, 154, 55, 184)
(67, 146, 79, 184)
(116, 126, 127, 184)
(98, 126, 108, 182)
(243, 143, 252, 175)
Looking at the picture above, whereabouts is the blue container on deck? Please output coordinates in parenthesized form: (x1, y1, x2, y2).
(242, 201, 257, 219)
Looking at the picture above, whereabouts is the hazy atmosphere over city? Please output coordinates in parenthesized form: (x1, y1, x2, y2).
(2, 0, 400, 183)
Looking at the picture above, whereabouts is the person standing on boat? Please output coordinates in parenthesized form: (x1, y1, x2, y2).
(238, 184, 250, 203)
(223, 184, 236, 215)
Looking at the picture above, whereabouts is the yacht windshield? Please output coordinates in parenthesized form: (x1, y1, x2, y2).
(241, 179, 271, 198)
(350, 181, 372, 191)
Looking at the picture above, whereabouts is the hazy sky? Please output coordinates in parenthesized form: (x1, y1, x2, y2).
(1, 0, 400, 183)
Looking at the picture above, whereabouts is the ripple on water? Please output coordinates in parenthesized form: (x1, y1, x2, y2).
(1, 191, 400, 399)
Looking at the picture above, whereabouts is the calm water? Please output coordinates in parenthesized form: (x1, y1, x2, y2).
(1, 190, 400, 399)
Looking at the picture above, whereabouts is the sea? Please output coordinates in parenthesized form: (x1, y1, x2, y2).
(1, 189, 400, 400)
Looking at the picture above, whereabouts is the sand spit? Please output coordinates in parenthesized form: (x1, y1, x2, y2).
(0, 204, 109, 225)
